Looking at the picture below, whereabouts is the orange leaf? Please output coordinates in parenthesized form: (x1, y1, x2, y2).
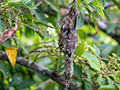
(5, 48, 17, 68)
(0, 23, 18, 43)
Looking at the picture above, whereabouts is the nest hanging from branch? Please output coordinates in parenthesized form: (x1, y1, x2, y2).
(58, 2, 79, 88)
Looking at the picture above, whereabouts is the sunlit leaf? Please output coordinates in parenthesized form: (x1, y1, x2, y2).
(77, 30, 86, 40)
(74, 40, 84, 56)
(92, 1, 104, 16)
(4, 0, 21, 6)
(82, 52, 100, 71)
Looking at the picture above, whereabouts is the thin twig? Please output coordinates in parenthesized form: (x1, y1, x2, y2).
(35, 0, 45, 7)
(12, 18, 39, 32)
(34, 79, 53, 90)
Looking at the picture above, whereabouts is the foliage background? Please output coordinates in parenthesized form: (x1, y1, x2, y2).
(0, 0, 120, 90)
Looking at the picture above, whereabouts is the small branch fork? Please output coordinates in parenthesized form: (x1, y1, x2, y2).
(0, 51, 79, 90)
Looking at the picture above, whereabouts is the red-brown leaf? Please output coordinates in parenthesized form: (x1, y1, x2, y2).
(0, 24, 18, 43)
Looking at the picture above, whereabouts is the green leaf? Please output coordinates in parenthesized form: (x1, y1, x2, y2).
(89, 4, 99, 12)
(98, 77, 117, 90)
(76, 11, 84, 30)
(5, 12, 12, 26)
(10, 73, 23, 86)
(25, 26, 34, 38)
(77, 30, 86, 40)
(57, 56, 63, 71)
(58, 0, 64, 6)
(0, 39, 16, 48)
(74, 40, 84, 56)
(15, 79, 36, 89)
(100, 0, 105, 9)
(38, 58, 51, 66)
(84, 81, 92, 90)
(5, 0, 21, 3)
(41, 33, 51, 38)
(0, 19, 6, 32)
(81, 52, 100, 71)
(110, 73, 120, 83)
(103, 10, 109, 20)
(107, 77, 114, 85)
(5, 0, 21, 7)
(35, 12, 46, 24)
(92, 1, 104, 16)
(14, 36, 29, 55)
(73, 64, 82, 79)
(98, 85, 117, 90)
(30, 9, 36, 15)
(112, 0, 120, 10)
(106, 23, 116, 33)
(21, 0, 30, 5)
(86, 69, 93, 84)
(21, 0, 36, 9)
(45, 1, 59, 12)
(26, 1, 36, 9)
(97, 76, 105, 86)
(98, 44, 114, 57)
(84, 41, 96, 53)
(0, 61, 9, 78)
(93, 44, 100, 56)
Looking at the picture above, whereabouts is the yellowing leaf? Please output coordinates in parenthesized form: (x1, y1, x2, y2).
(11, 38, 16, 46)
(5, 48, 17, 68)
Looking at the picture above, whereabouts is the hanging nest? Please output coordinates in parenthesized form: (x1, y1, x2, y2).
(58, 3, 79, 88)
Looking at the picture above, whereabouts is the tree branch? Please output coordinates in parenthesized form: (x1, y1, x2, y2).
(0, 51, 79, 90)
